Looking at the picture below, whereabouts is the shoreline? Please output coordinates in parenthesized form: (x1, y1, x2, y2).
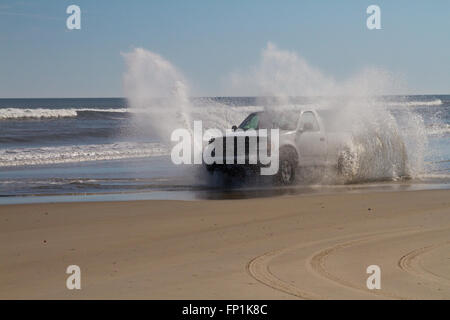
(1, 178, 449, 205)
(1, 189, 450, 299)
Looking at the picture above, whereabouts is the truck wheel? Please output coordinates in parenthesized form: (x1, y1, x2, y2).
(277, 148, 297, 185)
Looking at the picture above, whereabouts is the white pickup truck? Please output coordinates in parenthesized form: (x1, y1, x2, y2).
(206, 108, 407, 185)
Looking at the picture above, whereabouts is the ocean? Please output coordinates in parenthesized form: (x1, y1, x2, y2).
(0, 96, 449, 204)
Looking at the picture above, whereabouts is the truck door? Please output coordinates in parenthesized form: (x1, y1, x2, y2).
(296, 111, 327, 166)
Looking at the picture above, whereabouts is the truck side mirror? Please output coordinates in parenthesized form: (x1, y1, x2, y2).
(232, 125, 238, 131)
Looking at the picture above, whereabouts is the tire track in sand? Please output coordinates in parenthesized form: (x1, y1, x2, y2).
(246, 250, 320, 299)
(307, 232, 414, 299)
(398, 241, 450, 286)
(247, 229, 417, 299)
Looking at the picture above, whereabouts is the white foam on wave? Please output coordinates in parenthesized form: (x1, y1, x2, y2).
(0, 108, 129, 120)
(384, 99, 443, 107)
(417, 173, 450, 180)
(427, 123, 450, 136)
(0, 105, 262, 123)
(0, 142, 169, 167)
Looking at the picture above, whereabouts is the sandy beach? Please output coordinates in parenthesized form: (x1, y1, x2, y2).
(0, 189, 449, 299)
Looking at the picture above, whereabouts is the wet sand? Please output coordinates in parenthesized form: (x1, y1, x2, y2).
(1, 189, 450, 299)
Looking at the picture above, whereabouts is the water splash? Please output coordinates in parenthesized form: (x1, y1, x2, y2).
(122, 48, 192, 143)
(122, 44, 430, 183)
(230, 43, 428, 182)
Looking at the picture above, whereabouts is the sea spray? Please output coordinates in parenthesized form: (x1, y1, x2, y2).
(122, 48, 261, 164)
(122, 48, 193, 143)
(230, 43, 428, 182)
(122, 44, 429, 183)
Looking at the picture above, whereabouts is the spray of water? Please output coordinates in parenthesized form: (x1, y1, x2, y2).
(122, 48, 192, 143)
(231, 43, 428, 182)
(123, 43, 429, 184)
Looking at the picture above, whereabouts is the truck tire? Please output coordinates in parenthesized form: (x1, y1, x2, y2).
(276, 147, 297, 185)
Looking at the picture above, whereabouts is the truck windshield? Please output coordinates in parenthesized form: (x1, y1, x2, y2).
(238, 113, 259, 130)
(238, 111, 299, 131)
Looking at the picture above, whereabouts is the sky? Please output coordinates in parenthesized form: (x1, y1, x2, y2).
(0, 0, 449, 98)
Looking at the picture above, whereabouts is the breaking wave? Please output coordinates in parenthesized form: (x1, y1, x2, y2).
(0, 108, 129, 120)
(426, 123, 450, 136)
(384, 99, 443, 107)
(0, 142, 169, 167)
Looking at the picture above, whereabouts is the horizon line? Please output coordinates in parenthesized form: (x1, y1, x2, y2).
(0, 94, 449, 100)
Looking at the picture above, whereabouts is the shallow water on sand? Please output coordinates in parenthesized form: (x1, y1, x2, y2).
(0, 155, 448, 205)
